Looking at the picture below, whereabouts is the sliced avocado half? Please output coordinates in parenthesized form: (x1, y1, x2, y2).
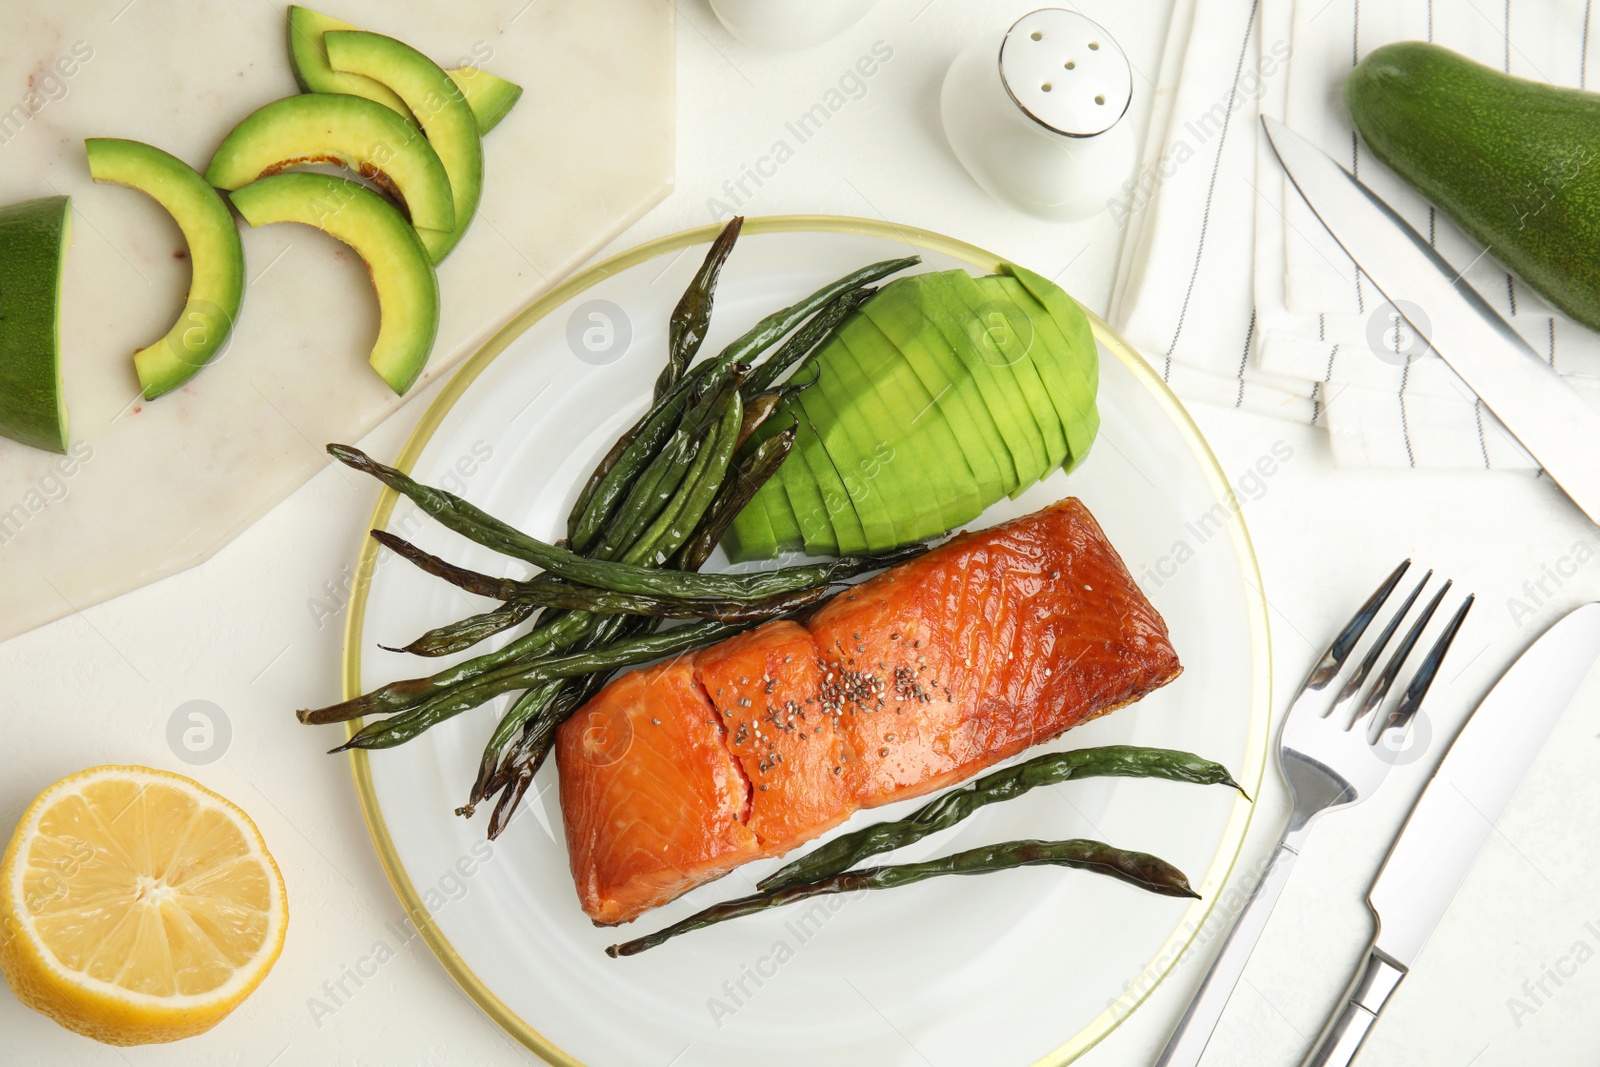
(229, 172, 439, 394)
(285, 6, 416, 122)
(86, 138, 245, 401)
(325, 30, 483, 263)
(0, 195, 71, 452)
(206, 94, 454, 232)
(447, 67, 523, 134)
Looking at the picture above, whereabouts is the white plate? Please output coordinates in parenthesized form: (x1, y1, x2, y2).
(341, 217, 1271, 1067)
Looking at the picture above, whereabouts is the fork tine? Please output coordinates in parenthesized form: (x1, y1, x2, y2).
(1368, 594, 1474, 742)
(1350, 579, 1452, 731)
(1303, 559, 1413, 692)
(1326, 569, 1434, 716)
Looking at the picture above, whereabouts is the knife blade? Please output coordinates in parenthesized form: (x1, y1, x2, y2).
(1261, 116, 1600, 527)
(1302, 601, 1600, 1066)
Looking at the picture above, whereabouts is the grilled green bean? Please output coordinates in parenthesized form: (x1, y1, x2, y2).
(569, 258, 915, 549)
(387, 600, 539, 658)
(677, 423, 796, 571)
(608, 838, 1198, 956)
(741, 284, 876, 395)
(568, 218, 743, 540)
(327, 444, 927, 600)
(758, 746, 1243, 892)
(333, 619, 742, 745)
(616, 383, 742, 564)
(657, 216, 742, 399)
(595, 377, 739, 560)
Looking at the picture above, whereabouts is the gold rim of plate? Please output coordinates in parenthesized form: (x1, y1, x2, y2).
(339, 214, 1273, 1067)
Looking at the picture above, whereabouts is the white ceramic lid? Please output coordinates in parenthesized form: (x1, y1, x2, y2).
(999, 8, 1132, 137)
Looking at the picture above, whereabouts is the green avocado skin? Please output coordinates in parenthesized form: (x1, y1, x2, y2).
(1347, 41, 1600, 330)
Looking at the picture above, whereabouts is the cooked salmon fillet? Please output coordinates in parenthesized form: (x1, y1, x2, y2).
(556, 498, 1181, 925)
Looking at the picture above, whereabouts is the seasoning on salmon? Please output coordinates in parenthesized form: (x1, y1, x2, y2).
(556, 498, 1182, 926)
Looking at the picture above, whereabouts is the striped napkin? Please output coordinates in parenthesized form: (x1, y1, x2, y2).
(1111, 0, 1600, 469)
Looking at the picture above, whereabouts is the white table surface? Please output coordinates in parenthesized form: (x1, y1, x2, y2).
(5, 3, 1598, 1065)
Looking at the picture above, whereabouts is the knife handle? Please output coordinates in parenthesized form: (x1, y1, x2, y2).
(1301, 947, 1408, 1067)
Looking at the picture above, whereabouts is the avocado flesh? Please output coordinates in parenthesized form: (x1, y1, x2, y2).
(831, 317, 968, 541)
(776, 425, 838, 555)
(834, 315, 982, 536)
(286, 6, 416, 122)
(206, 94, 454, 232)
(723, 481, 778, 563)
(325, 30, 483, 263)
(941, 269, 1069, 473)
(999, 262, 1100, 469)
(447, 67, 523, 134)
(790, 387, 870, 555)
(1348, 41, 1600, 332)
(229, 173, 439, 394)
(86, 138, 246, 401)
(861, 278, 1014, 501)
(764, 480, 805, 553)
(917, 270, 1050, 491)
(796, 352, 901, 549)
(0, 196, 71, 452)
(987, 272, 1099, 469)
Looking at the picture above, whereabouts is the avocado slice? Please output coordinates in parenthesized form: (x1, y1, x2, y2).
(723, 481, 778, 563)
(791, 388, 870, 554)
(85, 139, 246, 401)
(916, 271, 1049, 492)
(229, 173, 438, 394)
(447, 67, 524, 135)
(860, 279, 1015, 502)
(994, 265, 1100, 468)
(285, 6, 416, 122)
(1348, 42, 1600, 333)
(0, 196, 71, 453)
(833, 314, 983, 536)
(942, 269, 1069, 473)
(206, 94, 454, 232)
(325, 30, 482, 263)
(775, 437, 838, 555)
(795, 359, 900, 549)
(764, 478, 805, 553)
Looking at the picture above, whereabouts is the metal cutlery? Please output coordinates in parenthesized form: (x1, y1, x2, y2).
(1155, 561, 1473, 1066)
(1301, 601, 1600, 1065)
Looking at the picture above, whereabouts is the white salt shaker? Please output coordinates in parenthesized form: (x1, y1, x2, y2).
(941, 9, 1135, 220)
(708, 0, 879, 51)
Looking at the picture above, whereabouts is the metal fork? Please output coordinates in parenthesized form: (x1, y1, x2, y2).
(1155, 560, 1473, 1067)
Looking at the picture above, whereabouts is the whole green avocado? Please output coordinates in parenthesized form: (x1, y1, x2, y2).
(1347, 41, 1600, 331)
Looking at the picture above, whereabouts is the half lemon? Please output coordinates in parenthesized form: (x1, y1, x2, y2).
(0, 765, 288, 1045)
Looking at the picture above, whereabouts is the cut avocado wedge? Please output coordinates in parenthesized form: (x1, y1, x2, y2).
(448, 67, 523, 134)
(285, 6, 416, 123)
(206, 94, 454, 232)
(325, 30, 482, 263)
(286, 7, 523, 137)
(0, 196, 71, 453)
(229, 173, 439, 395)
(86, 138, 246, 400)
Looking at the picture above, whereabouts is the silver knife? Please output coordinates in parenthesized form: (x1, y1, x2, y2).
(1302, 601, 1600, 1065)
(1261, 116, 1600, 527)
